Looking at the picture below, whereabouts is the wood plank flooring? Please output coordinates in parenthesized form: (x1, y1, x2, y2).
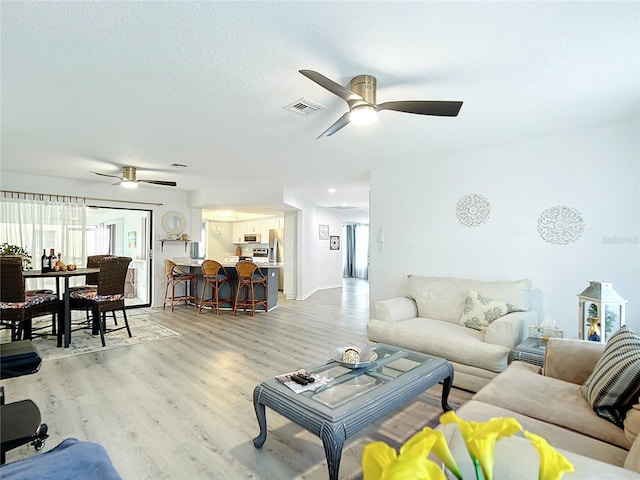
(1, 278, 472, 479)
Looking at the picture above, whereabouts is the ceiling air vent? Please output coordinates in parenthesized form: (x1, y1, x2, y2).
(284, 98, 324, 116)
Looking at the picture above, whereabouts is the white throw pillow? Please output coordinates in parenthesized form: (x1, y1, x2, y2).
(458, 289, 525, 331)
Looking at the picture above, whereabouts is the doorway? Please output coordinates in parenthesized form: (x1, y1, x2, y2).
(86, 206, 152, 307)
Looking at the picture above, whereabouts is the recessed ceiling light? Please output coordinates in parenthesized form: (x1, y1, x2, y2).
(328, 187, 336, 193)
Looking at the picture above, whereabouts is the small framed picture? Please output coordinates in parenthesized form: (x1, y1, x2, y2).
(319, 224, 329, 240)
(330, 235, 340, 250)
(128, 231, 137, 248)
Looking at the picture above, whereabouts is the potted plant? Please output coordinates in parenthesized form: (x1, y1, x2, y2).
(0, 242, 33, 270)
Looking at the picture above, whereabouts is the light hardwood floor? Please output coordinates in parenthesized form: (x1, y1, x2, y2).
(1, 278, 472, 479)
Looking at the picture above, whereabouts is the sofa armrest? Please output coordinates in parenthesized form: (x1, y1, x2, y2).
(373, 297, 417, 322)
(484, 310, 536, 349)
(544, 338, 605, 384)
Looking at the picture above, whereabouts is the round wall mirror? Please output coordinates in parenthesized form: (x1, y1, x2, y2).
(161, 211, 186, 237)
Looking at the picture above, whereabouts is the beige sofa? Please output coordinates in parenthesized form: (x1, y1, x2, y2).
(367, 275, 537, 391)
(444, 338, 640, 477)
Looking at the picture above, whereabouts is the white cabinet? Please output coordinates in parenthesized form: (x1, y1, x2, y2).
(260, 218, 281, 240)
(246, 221, 260, 235)
(232, 222, 246, 243)
(232, 217, 284, 244)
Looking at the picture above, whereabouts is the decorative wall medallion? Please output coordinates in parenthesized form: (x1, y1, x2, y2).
(330, 235, 340, 250)
(537, 205, 585, 244)
(456, 194, 491, 227)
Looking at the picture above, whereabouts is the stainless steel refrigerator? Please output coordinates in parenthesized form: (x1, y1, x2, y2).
(268, 228, 284, 291)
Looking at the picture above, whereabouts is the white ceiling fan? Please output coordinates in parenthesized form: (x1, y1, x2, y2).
(299, 69, 463, 138)
(91, 166, 177, 188)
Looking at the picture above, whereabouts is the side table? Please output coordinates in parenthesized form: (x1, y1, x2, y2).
(509, 337, 546, 367)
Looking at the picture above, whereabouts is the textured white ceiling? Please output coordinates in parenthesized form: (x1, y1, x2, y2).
(1, 2, 638, 216)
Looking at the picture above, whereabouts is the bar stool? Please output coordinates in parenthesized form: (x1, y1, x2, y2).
(163, 260, 198, 311)
(198, 260, 233, 315)
(233, 261, 268, 316)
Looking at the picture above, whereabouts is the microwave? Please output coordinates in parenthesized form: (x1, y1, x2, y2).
(243, 234, 261, 243)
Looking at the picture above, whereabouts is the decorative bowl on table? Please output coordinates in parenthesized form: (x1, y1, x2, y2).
(329, 346, 378, 369)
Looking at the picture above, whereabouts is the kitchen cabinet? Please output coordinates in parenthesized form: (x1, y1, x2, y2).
(232, 222, 247, 243)
(232, 221, 261, 243)
(232, 218, 283, 244)
(260, 218, 281, 240)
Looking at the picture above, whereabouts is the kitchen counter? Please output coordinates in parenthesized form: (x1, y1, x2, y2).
(175, 260, 286, 268)
(175, 261, 281, 312)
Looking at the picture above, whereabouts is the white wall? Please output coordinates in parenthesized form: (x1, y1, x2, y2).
(370, 121, 640, 337)
(282, 191, 356, 299)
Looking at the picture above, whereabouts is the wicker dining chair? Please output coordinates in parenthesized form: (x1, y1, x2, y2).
(69, 254, 117, 328)
(163, 260, 198, 311)
(69, 254, 114, 292)
(0, 257, 62, 341)
(69, 256, 132, 347)
(233, 260, 268, 316)
(198, 260, 233, 315)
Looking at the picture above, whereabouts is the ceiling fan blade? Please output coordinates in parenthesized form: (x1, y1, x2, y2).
(138, 179, 177, 187)
(299, 70, 365, 104)
(91, 171, 123, 180)
(317, 112, 351, 138)
(376, 100, 463, 117)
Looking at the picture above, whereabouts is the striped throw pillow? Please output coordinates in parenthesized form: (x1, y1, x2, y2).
(581, 325, 640, 427)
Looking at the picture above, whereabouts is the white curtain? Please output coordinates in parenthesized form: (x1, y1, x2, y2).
(1, 193, 87, 290)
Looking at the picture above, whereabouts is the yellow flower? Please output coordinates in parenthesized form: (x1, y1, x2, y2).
(524, 431, 575, 480)
(440, 411, 522, 480)
(362, 429, 450, 480)
(362, 412, 574, 480)
(402, 427, 463, 480)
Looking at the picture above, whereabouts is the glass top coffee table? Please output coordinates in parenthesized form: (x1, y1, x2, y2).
(253, 343, 454, 480)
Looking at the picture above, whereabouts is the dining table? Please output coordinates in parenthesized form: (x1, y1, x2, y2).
(23, 268, 100, 348)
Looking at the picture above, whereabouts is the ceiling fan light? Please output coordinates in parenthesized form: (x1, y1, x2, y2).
(121, 180, 137, 189)
(350, 105, 377, 125)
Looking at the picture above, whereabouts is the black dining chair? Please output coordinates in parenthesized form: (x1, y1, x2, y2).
(0, 257, 62, 341)
(69, 256, 132, 347)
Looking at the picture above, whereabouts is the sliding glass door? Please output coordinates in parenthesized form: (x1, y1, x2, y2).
(86, 206, 152, 307)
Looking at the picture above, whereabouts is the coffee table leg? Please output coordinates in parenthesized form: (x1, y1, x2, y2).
(252, 386, 268, 448)
(441, 374, 453, 411)
(320, 423, 346, 480)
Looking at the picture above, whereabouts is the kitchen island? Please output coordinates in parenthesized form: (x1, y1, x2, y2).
(175, 261, 281, 312)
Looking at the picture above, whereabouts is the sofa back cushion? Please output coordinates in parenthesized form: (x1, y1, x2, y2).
(405, 275, 532, 323)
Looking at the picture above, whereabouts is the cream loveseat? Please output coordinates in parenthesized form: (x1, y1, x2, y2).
(441, 336, 640, 477)
(367, 275, 537, 391)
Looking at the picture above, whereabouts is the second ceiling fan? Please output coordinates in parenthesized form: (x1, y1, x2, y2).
(299, 69, 463, 138)
(91, 166, 177, 188)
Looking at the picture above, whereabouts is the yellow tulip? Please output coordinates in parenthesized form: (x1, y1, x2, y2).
(440, 411, 523, 480)
(523, 431, 575, 480)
